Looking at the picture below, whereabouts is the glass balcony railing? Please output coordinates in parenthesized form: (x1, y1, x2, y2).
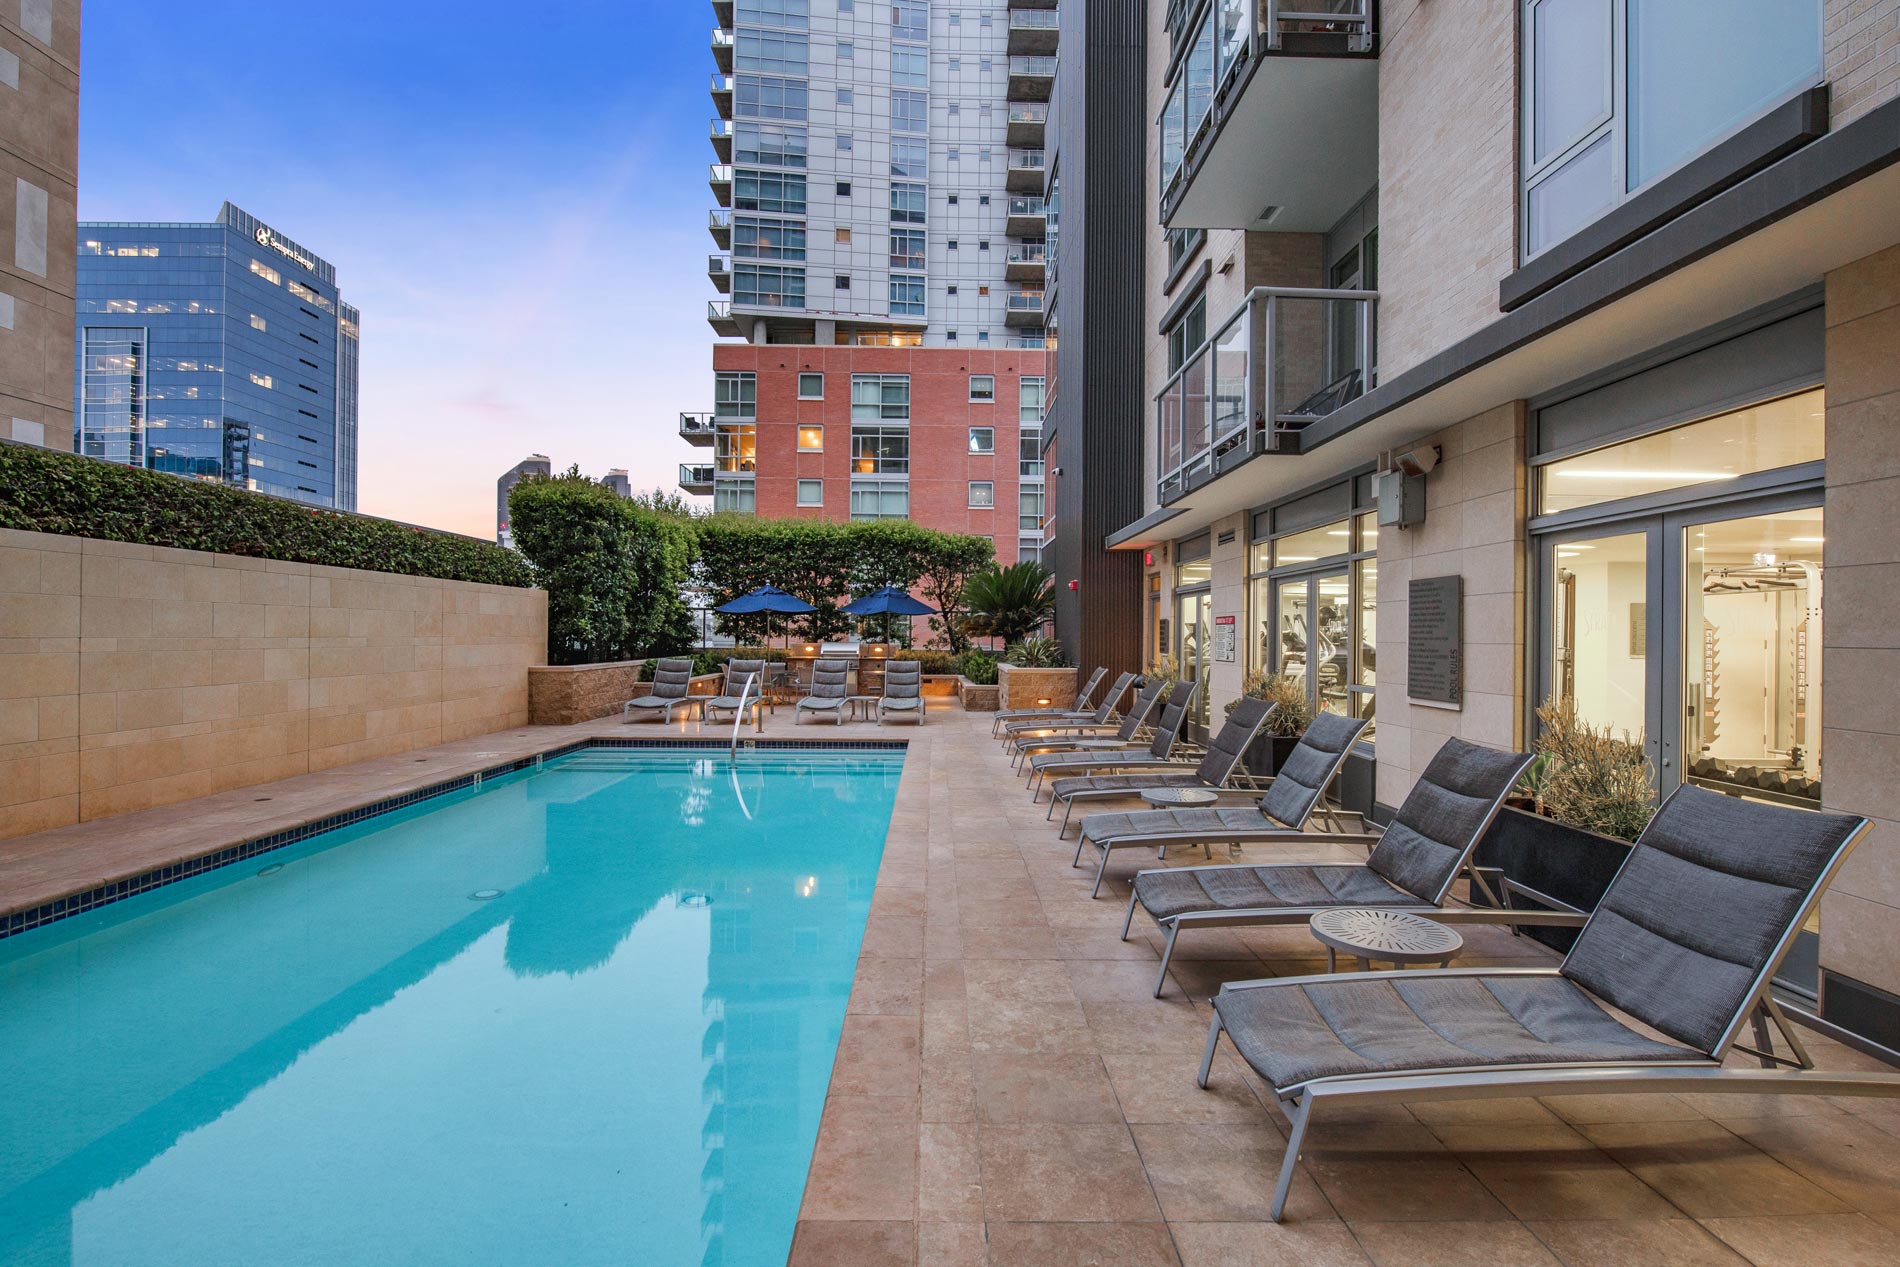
(1154, 285, 1378, 502)
(1006, 292, 1046, 312)
(679, 463, 715, 492)
(1008, 103, 1049, 124)
(1008, 197, 1046, 217)
(709, 164, 732, 185)
(1011, 9, 1060, 29)
(1010, 149, 1047, 170)
(1009, 56, 1058, 76)
(1007, 245, 1047, 265)
(679, 412, 718, 442)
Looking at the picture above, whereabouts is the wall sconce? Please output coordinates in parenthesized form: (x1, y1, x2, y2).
(1037, 697, 1052, 707)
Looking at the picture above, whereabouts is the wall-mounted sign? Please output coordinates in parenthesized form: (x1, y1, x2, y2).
(1213, 614, 1236, 662)
(254, 227, 317, 273)
(1407, 575, 1463, 708)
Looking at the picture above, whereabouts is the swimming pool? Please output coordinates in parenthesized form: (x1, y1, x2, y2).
(0, 745, 905, 1267)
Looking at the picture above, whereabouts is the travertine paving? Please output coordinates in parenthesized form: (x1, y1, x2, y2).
(4, 703, 1898, 1265)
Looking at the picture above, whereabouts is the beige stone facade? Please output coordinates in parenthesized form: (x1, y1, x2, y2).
(1827, 0, 1900, 124)
(0, 527, 547, 838)
(0, 0, 77, 451)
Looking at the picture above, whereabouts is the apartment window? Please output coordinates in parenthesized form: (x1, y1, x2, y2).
(1167, 227, 1205, 271)
(979, 58, 993, 74)
(978, 194, 990, 206)
(889, 228, 926, 270)
(835, 227, 851, 243)
(980, 147, 993, 163)
(1166, 295, 1207, 373)
(850, 480, 910, 520)
(850, 425, 910, 473)
(836, 274, 852, 289)
(892, 0, 927, 42)
(978, 240, 989, 251)
(836, 39, 853, 58)
(1019, 376, 1046, 425)
(892, 89, 928, 133)
(969, 375, 995, 402)
(715, 371, 757, 419)
(1019, 428, 1044, 478)
(736, 30, 809, 77)
(947, 331, 958, 342)
(836, 132, 853, 151)
(249, 314, 266, 331)
(735, 169, 807, 215)
(949, 102, 960, 115)
(737, 0, 810, 27)
(969, 481, 995, 508)
(733, 216, 807, 260)
(836, 180, 851, 196)
(714, 480, 757, 514)
(735, 263, 806, 308)
(948, 147, 960, 163)
(947, 285, 958, 295)
(851, 374, 910, 421)
(890, 274, 926, 317)
(1521, 0, 1822, 258)
(798, 373, 824, 400)
(948, 239, 959, 251)
(837, 87, 854, 105)
(891, 136, 927, 178)
(1019, 487, 1045, 531)
(949, 57, 962, 73)
(735, 121, 808, 168)
(797, 478, 824, 506)
(797, 423, 825, 450)
(893, 46, 928, 87)
(734, 74, 809, 121)
(969, 426, 995, 454)
(890, 182, 927, 224)
(715, 422, 758, 473)
(837, 0, 852, 9)
(948, 194, 959, 205)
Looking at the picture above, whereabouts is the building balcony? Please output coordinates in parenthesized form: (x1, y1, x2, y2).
(708, 301, 740, 335)
(1008, 56, 1057, 102)
(710, 118, 732, 163)
(1006, 196, 1046, 237)
(1160, 0, 1379, 232)
(1008, 8, 1060, 55)
(710, 26, 734, 74)
(1007, 102, 1048, 148)
(679, 412, 719, 445)
(1005, 244, 1046, 283)
(1154, 284, 1377, 504)
(708, 254, 731, 293)
(710, 73, 734, 119)
(709, 164, 733, 206)
(1004, 290, 1046, 327)
(1007, 149, 1047, 195)
(708, 209, 731, 249)
(711, 0, 733, 26)
(679, 463, 715, 495)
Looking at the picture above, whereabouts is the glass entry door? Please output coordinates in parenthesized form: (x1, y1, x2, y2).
(1176, 591, 1211, 741)
(1274, 570, 1354, 718)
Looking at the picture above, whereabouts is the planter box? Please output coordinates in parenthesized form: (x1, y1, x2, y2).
(528, 659, 646, 726)
(1241, 733, 1300, 781)
(998, 664, 1077, 711)
(958, 677, 1001, 711)
(688, 672, 723, 696)
(921, 674, 960, 698)
(1473, 807, 1633, 954)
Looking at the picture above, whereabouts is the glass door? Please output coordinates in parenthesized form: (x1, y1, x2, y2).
(1176, 591, 1211, 741)
(1543, 526, 1665, 778)
(1273, 571, 1354, 718)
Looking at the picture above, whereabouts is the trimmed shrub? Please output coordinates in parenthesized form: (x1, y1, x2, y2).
(893, 649, 961, 675)
(0, 438, 532, 587)
(509, 469, 697, 666)
(957, 650, 998, 685)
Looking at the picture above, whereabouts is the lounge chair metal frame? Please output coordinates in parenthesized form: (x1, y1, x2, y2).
(704, 659, 770, 724)
(1009, 678, 1169, 770)
(991, 667, 1109, 737)
(998, 672, 1139, 748)
(620, 657, 703, 723)
(1195, 789, 1894, 1221)
(1044, 696, 1279, 834)
(1075, 713, 1373, 899)
(878, 661, 926, 726)
(1022, 680, 1201, 790)
(795, 658, 851, 726)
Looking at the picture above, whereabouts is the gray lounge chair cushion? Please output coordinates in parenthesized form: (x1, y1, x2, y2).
(1258, 712, 1369, 829)
(1110, 679, 1168, 741)
(1135, 863, 1424, 922)
(1143, 680, 1199, 758)
(626, 658, 696, 711)
(1561, 785, 1865, 1054)
(1081, 804, 1284, 844)
(1366, 738, 1531, 902)
(1215, 973, 1703, 1091)
(1049, 770, 1207, 799)
(798, 694, 846, 710)
(1031, 746, 1147, 773)
(1195, 697, 1275, 784)
(883, 664, 922, 705)
(1004, 673, 1138, 731)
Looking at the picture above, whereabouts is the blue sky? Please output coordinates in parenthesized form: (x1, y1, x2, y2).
(79, 1, 716, 536)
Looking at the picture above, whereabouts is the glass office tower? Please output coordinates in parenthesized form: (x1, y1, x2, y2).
(75, 203, 360, 509)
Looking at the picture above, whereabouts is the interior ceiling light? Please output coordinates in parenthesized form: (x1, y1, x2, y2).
(1553, 470, 1740, 481)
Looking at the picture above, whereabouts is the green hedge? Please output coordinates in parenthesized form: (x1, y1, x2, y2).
(0, 439, 533, 587)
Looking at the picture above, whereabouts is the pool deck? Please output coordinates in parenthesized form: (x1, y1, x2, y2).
(5, 703, 1900, 1265)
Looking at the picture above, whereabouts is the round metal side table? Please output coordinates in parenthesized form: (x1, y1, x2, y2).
(1308, 908, 1464, 973)
(1139, 787, 1219, 809)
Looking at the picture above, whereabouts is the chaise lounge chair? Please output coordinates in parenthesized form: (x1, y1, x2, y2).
(1074, 712, 1373, 898)
(621, 657, 703, 723)
(1198, 783, 1898, 1222)
(1024, 681, 1201, 792)
(991, 666, 1109, 737)
(998, 672, 1139, 747)
(1044, 696, 1278, 834)
(1010, 677, 1169, 770)
(1122, 734, 1533, 994)
(795, 658, 850, 725)
(879, 661, 926, 725)
(703, 658, 769, 724)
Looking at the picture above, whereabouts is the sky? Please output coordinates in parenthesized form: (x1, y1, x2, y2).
(78, 1, 716, 538)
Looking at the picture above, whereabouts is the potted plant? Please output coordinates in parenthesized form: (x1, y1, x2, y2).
(1229, 670, 1314, 777)
(1474, 697, 1657, 952)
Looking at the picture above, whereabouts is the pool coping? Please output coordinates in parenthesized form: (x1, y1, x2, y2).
(0, 734, 913, 942)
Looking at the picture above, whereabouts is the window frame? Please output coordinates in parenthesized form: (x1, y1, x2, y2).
(969, 374, 996, 403)
(797, 422, 825, 451)
(797, 372, 825, 400)
(969, 481, 996, 509)
(796, 478, 825, 507)
(968, 426, 995, 455)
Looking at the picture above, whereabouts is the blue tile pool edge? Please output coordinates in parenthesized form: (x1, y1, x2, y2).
(0, 737, 912, 942)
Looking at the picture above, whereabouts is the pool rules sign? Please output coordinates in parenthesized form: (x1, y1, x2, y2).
(1408, 575, 1463, 709)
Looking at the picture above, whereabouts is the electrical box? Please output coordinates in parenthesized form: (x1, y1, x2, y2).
(1375, 469, 1426, 529)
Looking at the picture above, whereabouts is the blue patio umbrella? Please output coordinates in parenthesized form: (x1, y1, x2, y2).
(840, 585, 939, 642)
(716, 585, 816, 646)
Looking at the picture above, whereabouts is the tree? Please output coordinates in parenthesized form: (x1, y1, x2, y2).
(917, 533, 994, 653)
(508, 468, 697, 665)
(961, 560, 1056, 647)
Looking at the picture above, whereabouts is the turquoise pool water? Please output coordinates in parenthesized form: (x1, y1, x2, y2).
(0, 746, 904, 1267)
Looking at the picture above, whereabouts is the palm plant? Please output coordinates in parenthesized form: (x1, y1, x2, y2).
(961, 560, 1056, 647)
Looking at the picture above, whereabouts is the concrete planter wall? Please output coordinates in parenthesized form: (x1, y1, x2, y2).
(998, 664, 1077, 711)
(958, 677, 1001, 711)
(528, 659, 646, 726)
(921, 674, 959, 698)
